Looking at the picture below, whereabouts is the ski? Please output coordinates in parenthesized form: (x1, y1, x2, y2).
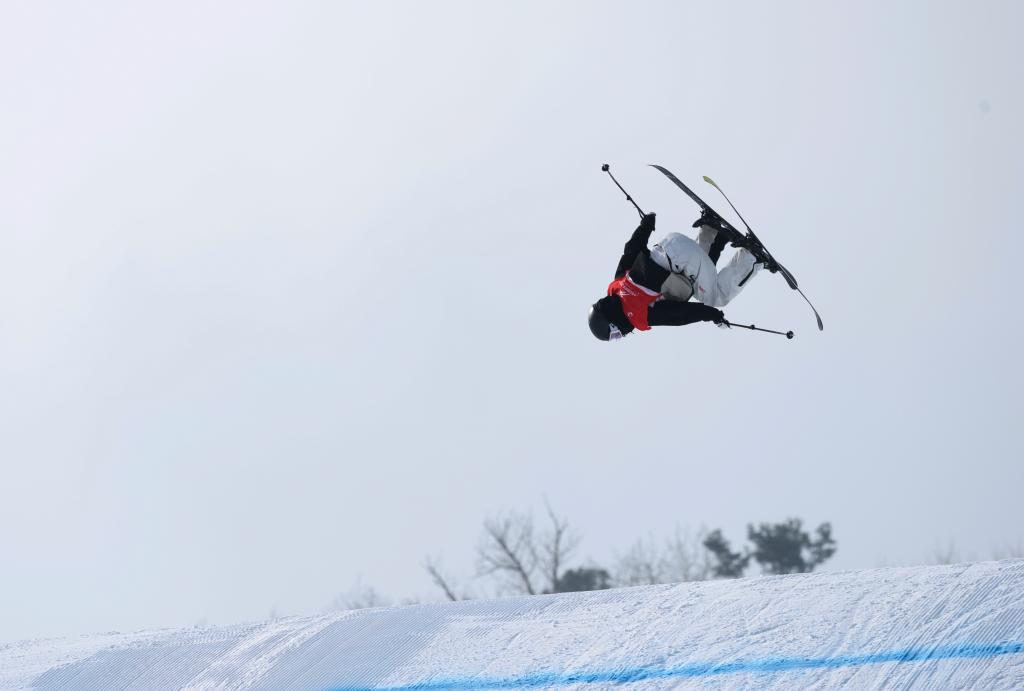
(650, 164, 789, 282)
(649, 165, 745, 239)
(702, 175, 824, 332)
(701, 175, 798, 290)
(650, 164, 824, 331)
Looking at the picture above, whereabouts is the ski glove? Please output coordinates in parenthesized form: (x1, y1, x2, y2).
(702, 307, 726, 324)
(640, 212, 656, 231)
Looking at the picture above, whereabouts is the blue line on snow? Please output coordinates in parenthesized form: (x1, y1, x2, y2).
(328, 640, 1024, 690)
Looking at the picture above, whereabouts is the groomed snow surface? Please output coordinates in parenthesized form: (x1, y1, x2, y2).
(3, 561, 1024, 690)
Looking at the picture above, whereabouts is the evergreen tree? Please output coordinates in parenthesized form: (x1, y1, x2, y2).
(702, 529, 750, 578)
(554, 567, 612, 593)
(747, 518, 836, 575)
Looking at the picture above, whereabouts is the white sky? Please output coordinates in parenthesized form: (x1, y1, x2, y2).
(1, 0, 1022, 643)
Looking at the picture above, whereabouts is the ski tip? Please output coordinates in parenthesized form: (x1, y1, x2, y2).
(702, 175, 717, 187)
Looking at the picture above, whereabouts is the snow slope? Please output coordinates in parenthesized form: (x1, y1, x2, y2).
(4, 561, 1024, 690)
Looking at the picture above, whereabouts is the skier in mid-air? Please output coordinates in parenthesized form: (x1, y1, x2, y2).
(588, 211, 766, 341)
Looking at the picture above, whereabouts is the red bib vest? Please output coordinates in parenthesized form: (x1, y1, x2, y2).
(608, 274, 660, 331)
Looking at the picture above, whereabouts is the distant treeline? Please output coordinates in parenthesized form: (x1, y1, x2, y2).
(422, 503, 836, 601)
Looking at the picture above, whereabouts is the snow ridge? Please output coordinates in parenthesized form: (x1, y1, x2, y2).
(3, 561, 1024, 690)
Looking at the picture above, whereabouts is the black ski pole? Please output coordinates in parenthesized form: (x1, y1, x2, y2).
(721, 319, 794, 340)
(601, 164, 645, 219)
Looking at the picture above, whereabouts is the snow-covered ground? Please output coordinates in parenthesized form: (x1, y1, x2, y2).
(3, 561, 1024, 690)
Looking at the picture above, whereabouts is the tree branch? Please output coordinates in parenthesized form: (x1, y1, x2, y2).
(423, 556, 461, 601)
(478, 513, 537, 595)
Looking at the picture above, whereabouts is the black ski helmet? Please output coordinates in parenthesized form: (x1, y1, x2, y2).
(588, 303, 620, 341)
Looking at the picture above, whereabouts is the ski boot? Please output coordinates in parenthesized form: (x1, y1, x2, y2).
(691, 208, 725, 232)
(692, 210, 748, 248)
(747, 241, 780, 273)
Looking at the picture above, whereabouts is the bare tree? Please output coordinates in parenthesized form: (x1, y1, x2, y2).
(931, 539, 961, 566)
(613, 535, 664, 586)
(662, 526, 714, 582)
(992, 541, 1024, 561)
(613, 527, 713, 586)
(477, 510, 540, 594)
(329, 580, 388, 611)
(423, 556, 465, 601)
(538, 500, 581, 593)
(474, 504, 581, 595)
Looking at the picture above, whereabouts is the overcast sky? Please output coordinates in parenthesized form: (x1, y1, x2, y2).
(1, 0, 1022, 643)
